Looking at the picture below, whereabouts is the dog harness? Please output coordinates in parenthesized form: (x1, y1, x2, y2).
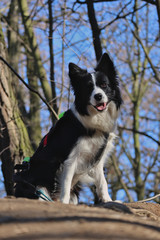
(43, 111, 65, 147)
(14, 112, 65, 201)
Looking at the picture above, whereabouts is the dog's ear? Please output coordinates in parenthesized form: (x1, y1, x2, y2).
(69, 63, 87, 78)
(96, 53, 122, 109)
(95, 53, 116, 78)
(69, 63, 87, 91)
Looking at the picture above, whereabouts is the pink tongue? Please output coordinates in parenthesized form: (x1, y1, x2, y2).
(96, 102, 106, 111)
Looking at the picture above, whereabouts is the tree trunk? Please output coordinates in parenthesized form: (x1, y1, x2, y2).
(86, 0, 102, 61)
(0, 23, 33, 195)
(48, 0, 58, 120)
(58, 0, 66, 115)
(133, 101, 144, 200)
(156, 0, 160, 35)
(27, 52, 42, 150)
(7, 0, 19, 72)
(132, 0, 145, 200)
(7, 0, 27, 120)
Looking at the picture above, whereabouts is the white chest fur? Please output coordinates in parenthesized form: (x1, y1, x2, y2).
(67, 131, 116, 175)
(71, 101, 119, 133)
(60, 131, 116, 204)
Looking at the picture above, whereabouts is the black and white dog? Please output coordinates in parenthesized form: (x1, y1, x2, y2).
(14, 53, 122, 204)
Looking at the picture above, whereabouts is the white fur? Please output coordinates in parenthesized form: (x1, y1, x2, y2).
(90, 73, 108, 107)
(71, 101, 118, 133)
(60, 102, 118, 204)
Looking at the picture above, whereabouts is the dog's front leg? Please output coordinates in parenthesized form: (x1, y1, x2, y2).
(60, 160, 76, 204)
(93, 163, 112, 202)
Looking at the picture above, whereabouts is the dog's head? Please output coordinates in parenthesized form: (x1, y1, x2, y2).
(69, 53, 122, 116)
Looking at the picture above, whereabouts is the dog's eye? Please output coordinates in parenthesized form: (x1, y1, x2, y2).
(100, 82, 107, 88)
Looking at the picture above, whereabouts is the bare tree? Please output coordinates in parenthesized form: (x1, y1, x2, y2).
(0, 0, 159, 202)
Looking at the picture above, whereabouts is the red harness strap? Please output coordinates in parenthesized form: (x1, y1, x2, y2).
(43, 134, 48, 147)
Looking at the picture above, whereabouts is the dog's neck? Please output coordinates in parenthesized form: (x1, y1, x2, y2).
(71, 102, 119, 134)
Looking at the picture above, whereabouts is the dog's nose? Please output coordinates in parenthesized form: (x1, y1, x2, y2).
(94, 93, 102, 101)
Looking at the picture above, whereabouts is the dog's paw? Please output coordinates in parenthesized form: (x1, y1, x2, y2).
(61, 200, 69, 204)
(60, 196, 70, 204)
(99, 196, 112, 203)
(114, 200, 122, 203)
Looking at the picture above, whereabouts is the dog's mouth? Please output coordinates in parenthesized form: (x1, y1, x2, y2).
(94, 102, 107, 111)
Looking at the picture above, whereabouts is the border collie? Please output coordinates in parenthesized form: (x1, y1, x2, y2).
(14, 53, 122, 204)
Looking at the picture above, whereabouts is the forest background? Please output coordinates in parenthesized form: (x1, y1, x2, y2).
(0, 0, 160, 203)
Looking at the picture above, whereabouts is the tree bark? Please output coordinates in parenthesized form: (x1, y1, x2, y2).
(132, 0, 145, 200)
(27, 52, 42, 150)
(58, 0, 66, 115)
(7, 0, 19, 72)
(48, 0, 58, 120)
(86, 0, 102, 61)
(7, 0, 27, 120)
(0, 23, 33, 195)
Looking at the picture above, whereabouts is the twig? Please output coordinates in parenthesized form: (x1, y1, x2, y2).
(0, 56, 59, 120)
(112, 156, 133, 202)
(100, 2, 146, 30)
(119, 126, 160, 146)
(0, 146, 10, 156)
(136, 193, 160, 203)
(131, 30, 160, 84)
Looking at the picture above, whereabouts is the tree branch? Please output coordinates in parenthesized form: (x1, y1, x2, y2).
(131, 29, 160, 84)
(137, 193, 160, 202)
(112, 155, 133, 202)
(76, 0, 120, 4)
(119, 126, 160, 146)
(141, 0, 156, 5)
